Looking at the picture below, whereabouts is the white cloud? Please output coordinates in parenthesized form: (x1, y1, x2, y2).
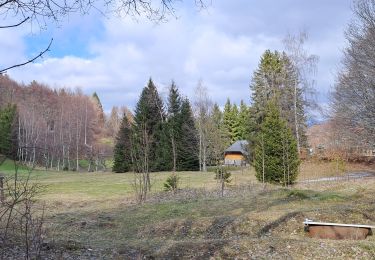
(5, 0, 353, 117)
(0, 27, 27, 69)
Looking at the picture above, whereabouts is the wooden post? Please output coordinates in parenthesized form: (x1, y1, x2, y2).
(0, 174, 4, 203)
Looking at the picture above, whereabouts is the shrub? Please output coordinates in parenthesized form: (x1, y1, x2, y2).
(214, 167, 232, 184)
(214, 167, 231, 197)
(163, 173, 180, 192)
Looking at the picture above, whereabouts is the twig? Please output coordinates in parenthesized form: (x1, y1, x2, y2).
(0, 17, 30, 28)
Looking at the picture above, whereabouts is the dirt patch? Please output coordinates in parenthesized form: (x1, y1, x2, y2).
(205, 216, 236, 239)
(158, 239, 228, 259)
(138, 218, 210, 240)
(258, 211, 302, 237)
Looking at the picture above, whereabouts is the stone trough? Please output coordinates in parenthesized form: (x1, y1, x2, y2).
(303, 219, 374, 240)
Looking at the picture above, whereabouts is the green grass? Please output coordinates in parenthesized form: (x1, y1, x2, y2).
(286, 189, 346, 201)
(0, 159, 256, 203)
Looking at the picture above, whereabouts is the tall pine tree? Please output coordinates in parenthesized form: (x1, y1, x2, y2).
(250, 50, 307, 151)
(178, 98, 199, 171)
(238, 100, 250, 140)
(207, 103, 230, 166)
(166, 81, 182, 171)
(166, 82, 199, 171)
(133, 78, 168, 172)
(112, 113, 132, 173)
(0, 104, 18, 159)
(254, 101, 300, 185)
(231, 104, 241, 142)
(92, 92, 105, 127)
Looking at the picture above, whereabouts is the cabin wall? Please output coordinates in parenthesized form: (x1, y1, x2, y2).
(224, 153, 245, 166)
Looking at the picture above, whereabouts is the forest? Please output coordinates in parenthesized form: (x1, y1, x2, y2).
(1, 0, 375, 259)
(0, 45, 306, 178)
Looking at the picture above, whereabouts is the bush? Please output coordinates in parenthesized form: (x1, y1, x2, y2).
(214, 167, 232, 184)
(214, 167, 231, 197)
(163, 173, 180, 192)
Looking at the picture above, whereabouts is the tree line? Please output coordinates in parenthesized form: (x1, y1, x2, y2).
(113, 42, 312, 187)
(113, 79, 199, 173)
(0, 75, 111, 171)
(1, 30, 317, 187)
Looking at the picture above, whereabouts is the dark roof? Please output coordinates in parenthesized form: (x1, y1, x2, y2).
(225, 140, 249, 155)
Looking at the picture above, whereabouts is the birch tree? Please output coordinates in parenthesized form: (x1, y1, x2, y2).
(193, 80, 212, 172)
(283, 30, 319, 152)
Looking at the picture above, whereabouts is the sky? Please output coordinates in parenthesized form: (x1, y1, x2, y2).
(1, 0, 353, 116)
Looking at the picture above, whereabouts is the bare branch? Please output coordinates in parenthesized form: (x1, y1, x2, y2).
(0, 38, 53, 74)
(0, 16, 29, 28)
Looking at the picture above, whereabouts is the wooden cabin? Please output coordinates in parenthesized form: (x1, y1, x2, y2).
(224, 140, 249, 166)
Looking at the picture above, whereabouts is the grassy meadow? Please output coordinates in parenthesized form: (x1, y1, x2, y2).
(1, 159, 375, 259)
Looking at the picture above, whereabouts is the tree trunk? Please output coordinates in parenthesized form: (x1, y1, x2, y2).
(171, 134, 176, 172)
(294, 82, 301, 154)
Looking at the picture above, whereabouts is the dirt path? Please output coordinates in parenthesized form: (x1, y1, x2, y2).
(300, 171, 375, 183)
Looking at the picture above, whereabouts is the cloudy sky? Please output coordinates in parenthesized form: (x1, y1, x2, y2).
(2, 0, 353, 115)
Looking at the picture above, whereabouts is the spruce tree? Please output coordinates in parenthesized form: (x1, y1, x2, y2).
(167, 82, 182, 171)
(238, 100, 250, 140)
(178, 98, 199, 171)
(254, 101, 300, 185)
(0, 104, 18, 159)
(211, 103, 223, 129)
(231, 104, 241, 142)
(92, 92, 105, 127)
(250, 50, 307, 150)
(223, 98, 232, 142)
(223, 98, 241, 144)
(112, 113, 132, 173)
(133, 78, 167, 172)
(208, 103, 230, 166)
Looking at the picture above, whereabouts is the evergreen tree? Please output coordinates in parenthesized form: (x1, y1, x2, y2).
(167, 82, 182, 171)
(178, 98, 199, 171)
(249, 50, 307, 150)
(231, 104, 241, 142)
(223, 99, 232, 141)
(223, 98, 240, 144)
(0, 104, 18, 159)
(211, 103, 223, 129)
(92, 92, 105, 127)
(133, 78, 167, 172)
(112, 113, 132, 173)
(238, 100, 250, 140)
(207, 103, 230, 166)
(166, 83, 199, 171)
(254, 101, 300, 185)
(250, 50, 283, 126)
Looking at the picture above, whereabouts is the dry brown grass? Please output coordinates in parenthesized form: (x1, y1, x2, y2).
(299, 159, 375, 181)
(2, 160, 375, 259)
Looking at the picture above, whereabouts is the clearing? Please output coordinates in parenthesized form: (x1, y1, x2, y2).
(1, 160, 375, 259)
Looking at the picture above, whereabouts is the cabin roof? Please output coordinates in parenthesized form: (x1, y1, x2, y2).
(225, 140, 249, 155)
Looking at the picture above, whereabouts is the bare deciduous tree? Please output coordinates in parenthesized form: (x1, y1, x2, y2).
(331, 0, 375, 152)
(283, 30, 319, 152)
(193, 80, 212, 172)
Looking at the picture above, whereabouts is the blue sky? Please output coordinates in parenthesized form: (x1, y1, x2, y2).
(2, 0, 353, 116)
